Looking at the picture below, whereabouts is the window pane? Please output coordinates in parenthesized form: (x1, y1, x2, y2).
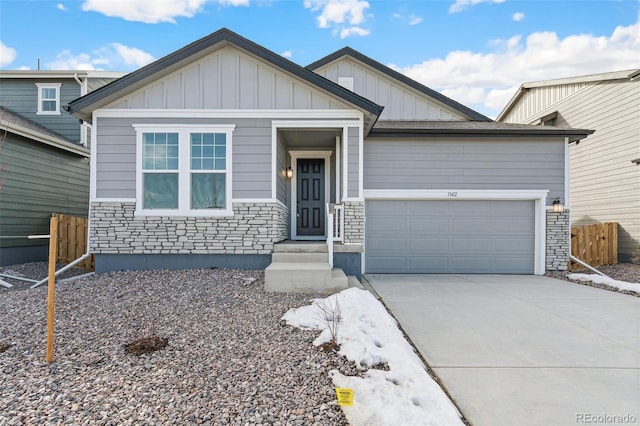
(214, 159, 225, 170)
(144, 173, 178, 209)
(42, 88, 56, 100)
(42, 100, 56, 111)
(190, 132, 225, 172)
(191, 173, 226, 209)
(142, 132, 178, 171)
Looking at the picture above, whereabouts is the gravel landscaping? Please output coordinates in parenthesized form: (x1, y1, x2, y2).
(546, 262, 640, 297)
(0, 266, 360, 425)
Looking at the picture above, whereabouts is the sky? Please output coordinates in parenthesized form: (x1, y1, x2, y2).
(0, 0, 638, 118)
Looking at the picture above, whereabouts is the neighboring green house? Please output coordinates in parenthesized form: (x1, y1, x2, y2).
(0, 71, 125, 266)
(497, 69, 640, 263)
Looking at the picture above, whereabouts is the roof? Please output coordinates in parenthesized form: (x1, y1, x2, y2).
(497, 68, 640, 122)
(370, 120, 594, 142)
(306, 47, 491, 122)
(0, 106, 89, 157)
(67, 28, 384, 129)
(0, 70, 126, 79)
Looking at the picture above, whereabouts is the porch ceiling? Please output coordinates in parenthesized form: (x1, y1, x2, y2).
(279, 129, 340, 148)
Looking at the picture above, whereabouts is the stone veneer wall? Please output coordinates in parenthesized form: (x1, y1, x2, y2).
(90, 201, 288, 255)
(342, 201, 364, 245)
(546, 210, 570, 271)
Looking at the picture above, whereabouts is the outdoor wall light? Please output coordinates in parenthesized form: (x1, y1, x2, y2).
(552, 197, 564, 213)
(285, 166, 293, 179)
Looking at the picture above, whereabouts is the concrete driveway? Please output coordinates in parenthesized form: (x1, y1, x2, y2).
(365, 274, 640, 426)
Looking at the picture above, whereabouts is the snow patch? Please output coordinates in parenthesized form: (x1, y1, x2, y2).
(567, 273, 640, 293)
(283, 288, 464, 426)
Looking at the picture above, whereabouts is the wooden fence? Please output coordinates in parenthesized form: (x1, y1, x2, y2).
(569, 222, 618, 271)
(53, 213, 94, 271)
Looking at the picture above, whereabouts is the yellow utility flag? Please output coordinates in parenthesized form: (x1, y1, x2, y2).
(335, 388, 354, 406)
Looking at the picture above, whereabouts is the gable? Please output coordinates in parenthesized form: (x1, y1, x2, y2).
(308, 49, 490, 122)
(108, 45, 353, 112)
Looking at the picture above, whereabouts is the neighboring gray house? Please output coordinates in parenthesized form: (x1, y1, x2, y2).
(67, 28, 591, 290)
(0, 71, 124, 265)
(497, 69, 640, 263)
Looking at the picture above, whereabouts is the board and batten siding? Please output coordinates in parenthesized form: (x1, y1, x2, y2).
(552, 80, 639, 261)
(347, 126, 360, 198)
(363, 137, 565, 205)
(94, 117, 273, 200)
(109, 46, 351, 112)
(0, 134, 89, 264)
(0, 78, 82, 143)
(312, 57, 466, 121)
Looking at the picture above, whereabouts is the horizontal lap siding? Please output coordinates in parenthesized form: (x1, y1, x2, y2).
(95, 117, 273, 200)
(364, 138, 564, 204)
(1, 135, 89, 248)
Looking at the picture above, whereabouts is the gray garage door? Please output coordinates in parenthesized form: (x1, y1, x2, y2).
(365, 200, 535, 274)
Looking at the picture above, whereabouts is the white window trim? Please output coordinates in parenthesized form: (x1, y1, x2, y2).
(133, 123, 235, 217)
(36, 83, 61, 115)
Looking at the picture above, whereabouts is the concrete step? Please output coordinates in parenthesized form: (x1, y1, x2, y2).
(347, 275, 364, 289)
(272, 252, 328, 263)
(264, 262, 348, 294)
(273, 242, 327, 253)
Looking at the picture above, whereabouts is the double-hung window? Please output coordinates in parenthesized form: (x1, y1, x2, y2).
(134, 124, 235, 216)
(36, 83, 61, 115)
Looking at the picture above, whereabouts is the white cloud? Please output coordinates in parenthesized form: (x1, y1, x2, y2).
(449, 0, 505, 14)
(392, 12, 422, 26)
(0, 41, 17, 67)
(281, 50, 292, 58)
(82, 0, 210, 24)
(304, 0, 371, 38)
(512, 12, 525, 22)
(46, 43, 155, 70)
(393, 20, 640, 117)
(57, 3, 66, 11)
(409, 14, 423, 26)
(340, 26, 369, 38)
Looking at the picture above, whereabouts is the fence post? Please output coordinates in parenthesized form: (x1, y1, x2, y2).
(46, 215, 58, 363)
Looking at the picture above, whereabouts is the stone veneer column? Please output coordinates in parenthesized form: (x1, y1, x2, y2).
(89, 201, 288, 255)
(546, 210, 570, 271)
(342, 201, 364, 246)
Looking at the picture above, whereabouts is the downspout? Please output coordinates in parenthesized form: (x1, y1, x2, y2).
(73, 72, 89, 147)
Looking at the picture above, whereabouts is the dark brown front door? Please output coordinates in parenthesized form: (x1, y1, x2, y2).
(296, 158, 325, 236)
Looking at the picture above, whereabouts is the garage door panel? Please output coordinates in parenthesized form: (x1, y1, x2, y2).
(365, 199, 535, 274)
(407, 256, 451, 273)
(408, 237, 450, 252)
(408, 218, 450, 234)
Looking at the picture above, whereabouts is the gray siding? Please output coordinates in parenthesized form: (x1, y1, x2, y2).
(0, 78, 82, 143)
(501, 78, 640, 261)
(364, 137, 565, 205)
(95, 117, 273, 200)
(313, 57, 466, 121)
(557, 80, 639, 260)
(109, 46, 350, 111)
(0, 133, 89, 264)
(347, 127, 360, 198)
(276, 133, 288, 204)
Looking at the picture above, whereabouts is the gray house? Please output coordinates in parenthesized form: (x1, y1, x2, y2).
(0, 71, 124, 265)
(497, 69, 640, 263)
(67, 28, 591, 290)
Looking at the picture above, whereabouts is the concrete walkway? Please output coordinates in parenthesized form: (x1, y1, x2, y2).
(365, 274, 640, 426)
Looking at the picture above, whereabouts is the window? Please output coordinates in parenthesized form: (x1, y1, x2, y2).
(134, 124, 235, 216)
(36, 83, 61, 115)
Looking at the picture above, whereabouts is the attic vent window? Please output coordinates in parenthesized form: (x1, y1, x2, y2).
(338, 77, 354, 91)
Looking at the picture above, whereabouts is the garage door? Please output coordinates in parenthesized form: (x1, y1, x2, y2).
(365, 200, 535, 274)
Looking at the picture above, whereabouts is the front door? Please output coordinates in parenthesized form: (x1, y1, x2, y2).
(296, 158, 325, 237)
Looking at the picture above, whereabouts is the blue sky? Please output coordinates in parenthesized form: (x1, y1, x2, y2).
(1, 0, 638, 117)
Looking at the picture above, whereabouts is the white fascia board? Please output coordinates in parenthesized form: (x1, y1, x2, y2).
(3, 122, 90, 157)
(364, 189, 549, 200)
(90, 198, 137, 203)
(95, 109, 363, 119)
